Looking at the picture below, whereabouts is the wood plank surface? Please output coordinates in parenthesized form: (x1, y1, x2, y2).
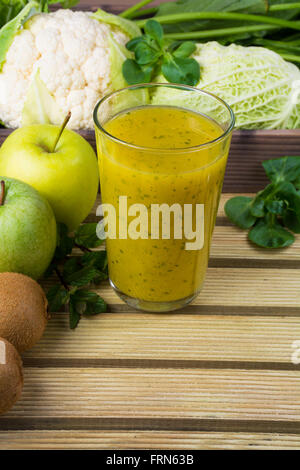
(60, 268, 298, 308)
(2, 368, 300, 422)
(22, 314, 300, 366)
(0, 430, 300, 450)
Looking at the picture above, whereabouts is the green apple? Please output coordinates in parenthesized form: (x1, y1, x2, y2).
(0, 177, 57, 280)
(0, 124, 99, 231)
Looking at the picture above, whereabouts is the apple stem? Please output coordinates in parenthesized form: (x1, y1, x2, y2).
(0, 180, 5, 206)
(52, 111, 71, 153)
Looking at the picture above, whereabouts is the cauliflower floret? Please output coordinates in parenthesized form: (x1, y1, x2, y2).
(0, 9, 129, 129)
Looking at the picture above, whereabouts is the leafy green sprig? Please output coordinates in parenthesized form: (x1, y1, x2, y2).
(225, 156, 300, 248)
(46, 223, 108, 329)
(122, 19, 200, 86)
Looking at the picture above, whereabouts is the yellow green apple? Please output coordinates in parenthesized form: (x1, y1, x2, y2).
(0, 125, 99, 231)
(0, 177, 57, 279)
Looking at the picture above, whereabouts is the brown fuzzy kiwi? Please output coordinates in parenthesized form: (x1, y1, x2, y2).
(0, 272, 49, 353)
(0, 337, 23, 415)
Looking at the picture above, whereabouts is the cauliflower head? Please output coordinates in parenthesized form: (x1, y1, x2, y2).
(0, 9, 129, 129)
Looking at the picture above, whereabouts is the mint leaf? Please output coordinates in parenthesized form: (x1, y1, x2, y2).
(73, 290, 99, 303)
(122, 19, 200, 86)
(84, 297, 107, 315)
(283, 209, 300, 234)
(226, 155, 300, 249)
(126, 36, 144, 52)
(47, 285, 69, 312)
(145, 19, 164, 45)
(123, 59, 154, 84)
(75, 223, 103, 249)
(65, 265, 100, 287)
(249, 216, 294, 249)
(265, 199, 285, 215)
(225, 196, 256, 229)
(46, 221, 108, 328)
(81, 251, 108, 272)
(62, 257, 80, 278)
(55, 222, 74, 260)
(250, 196, 265, 217)
(135, 41, 161, 65)
(277, 182, 300, 215)
(69, 289, 107, 326)
(262, 156, 300, 186)
(69, 300, 81, 329)
(162, 55, 200, 86)
(172, 41, 197, 58)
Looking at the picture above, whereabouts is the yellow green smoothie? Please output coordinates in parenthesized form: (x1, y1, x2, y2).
(98, 105, 230, 303)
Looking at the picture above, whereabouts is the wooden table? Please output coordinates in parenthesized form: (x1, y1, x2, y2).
(0, 2, 300, 450)
(0, 129, 299, 450)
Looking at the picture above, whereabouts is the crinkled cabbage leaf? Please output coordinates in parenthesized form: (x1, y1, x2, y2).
(152, 41, 300, 129)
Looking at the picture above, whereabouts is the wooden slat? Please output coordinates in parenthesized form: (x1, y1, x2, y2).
(0, 430, 300, 450)
(58, 268, 299, 308)
(212, 226, 300, 263)
(22, 314, 300, 366)
(42, 268, 300, 312)
(2, 368, 300, 421)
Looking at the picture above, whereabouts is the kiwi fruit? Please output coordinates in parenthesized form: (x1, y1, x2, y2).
(0, 272, 49, 353)
(0, 337, 23, 415)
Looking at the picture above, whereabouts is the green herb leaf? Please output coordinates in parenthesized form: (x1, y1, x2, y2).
(56, 223, 74, 259)
(65, 265, 100, 287)
(250, 196, 265, 217)
(69, 300, 81, 329)
(70, 289, 107, 323)
(145, 18, 164, 45)
(277, 181, 300, 215)
(248, 215, 295, 248)
(84, 297, 107, 315)
(265, 199, 285, 215)
(126, 36, 144, 52)
(62, 257, 80, 278)
(172, 41, 197, 58)
(47, 285, 69, 312)
(224, 196, 257, 229)
(122, 18, 200, 86)
(122, 58, 154, 84)
(46, 221, 108, 328)
(162, 55, 200, 86)
(81, 251, 108, 273)
(283, 209, 300, 234)
(75, 223, 104, 249)
(135, 41, 161, 65)
(251, 181, 289, 217)
(73, 290, 99, 303)
(262, 156, 300, 187)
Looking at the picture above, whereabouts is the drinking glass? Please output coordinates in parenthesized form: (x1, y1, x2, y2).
(94, 83, 234, 312)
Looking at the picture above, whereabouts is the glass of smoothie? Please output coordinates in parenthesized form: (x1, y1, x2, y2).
(94, 83, 234, 312)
